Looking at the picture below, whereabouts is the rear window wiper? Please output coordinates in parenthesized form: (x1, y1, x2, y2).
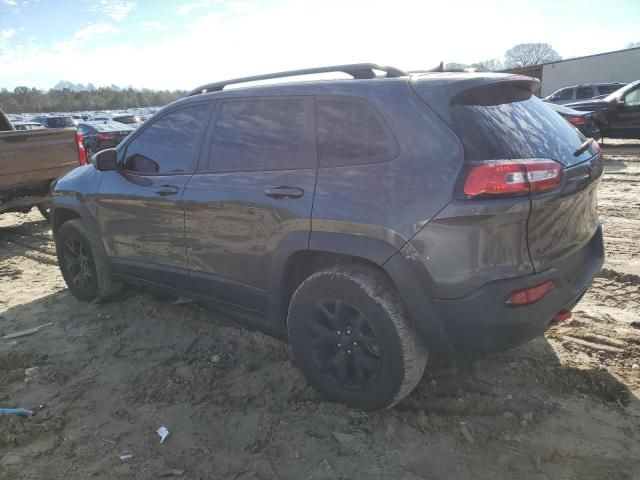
(573, 138, 594, 157)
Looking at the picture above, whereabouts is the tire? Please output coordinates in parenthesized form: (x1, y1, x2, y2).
(55, 219, 120, 302)
(36, 203, 50, 221)
(287, 264, 428, 410)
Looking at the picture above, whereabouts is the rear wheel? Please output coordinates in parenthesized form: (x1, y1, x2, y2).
(55, 219, 120, 302)
(287, 264, 428, 410)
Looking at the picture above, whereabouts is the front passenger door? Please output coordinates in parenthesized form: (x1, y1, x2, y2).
(97, 102, 212, 288)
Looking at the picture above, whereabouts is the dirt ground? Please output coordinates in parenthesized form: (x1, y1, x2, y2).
(1, 140, 639, 480)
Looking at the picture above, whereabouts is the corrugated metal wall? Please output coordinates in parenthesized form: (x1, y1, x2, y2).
(541, 48, 640, 96)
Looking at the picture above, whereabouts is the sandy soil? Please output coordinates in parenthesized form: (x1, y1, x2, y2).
(1, 140, 639, 480)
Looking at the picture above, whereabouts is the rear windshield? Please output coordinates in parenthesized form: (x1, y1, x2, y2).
(113, 115, 139, 124)
(450, 95, 593, 165)
(92, 121, 133, 132)
(47, 117, 76, 128)
(598, 85, 623, 95)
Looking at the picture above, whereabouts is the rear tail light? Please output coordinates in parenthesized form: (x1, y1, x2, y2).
(506, 280, 556, 306)
(552, 310, 572, 322)
(97, 133, 115, 140)
(592, 140, 603, 161)
(75, 131, 87, 165)
(568, 117, 587, 126)
(463, 159, 563, 198)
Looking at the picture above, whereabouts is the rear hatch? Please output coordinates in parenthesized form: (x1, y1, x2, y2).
(412, 75, 603, 273)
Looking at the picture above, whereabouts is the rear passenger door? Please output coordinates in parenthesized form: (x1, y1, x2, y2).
(575, 86, 595, 101)
(183, 97, 317, 313)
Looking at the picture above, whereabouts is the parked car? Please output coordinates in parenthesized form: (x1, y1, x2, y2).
(547, 103, 600, 139)
(566, 80, 640, 138)
(12, 121, 45, 131)
(77, 121, 135, 157)
(50, 64, 604, 410)
(1, 107, 86, 220)
(544, 83, 627, 105)
(88, 113, 142, 127)
(32, 115, 77, 129)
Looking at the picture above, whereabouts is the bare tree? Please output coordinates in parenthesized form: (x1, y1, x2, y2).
(504, 43, 561, 68)
(471, 58, 504, 72)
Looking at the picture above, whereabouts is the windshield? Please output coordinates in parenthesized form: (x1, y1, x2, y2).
(90, 121, 134, 132)
(47, 117, 76, 128)
(605, 80, 640, 102)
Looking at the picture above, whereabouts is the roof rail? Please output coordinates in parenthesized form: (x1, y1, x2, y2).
(185, 63, 407, 96)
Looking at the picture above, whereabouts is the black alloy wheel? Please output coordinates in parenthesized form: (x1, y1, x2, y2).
(307, 298, 382, 390)
(61, 235, 96, 292)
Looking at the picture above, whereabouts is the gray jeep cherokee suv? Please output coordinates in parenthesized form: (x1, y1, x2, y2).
(51, 64, 604, 410)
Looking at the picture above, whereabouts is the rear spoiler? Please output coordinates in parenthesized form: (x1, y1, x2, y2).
(409, 74, 540, 124)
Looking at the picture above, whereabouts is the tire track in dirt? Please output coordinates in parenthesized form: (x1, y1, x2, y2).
(0, 230, 58, 266)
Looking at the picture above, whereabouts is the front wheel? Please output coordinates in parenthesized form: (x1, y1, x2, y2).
(36, 202, 50, 221)
(55, 219, 120, 302)
(287, 264, 428, 410)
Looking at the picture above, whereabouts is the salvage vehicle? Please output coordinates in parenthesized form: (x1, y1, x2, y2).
(547, 103, 600, 139)
(567, 80, 640, 138)
(32, 115, 77, 129)
(50, 64, 604, 410)
(88, 113, 142, 127)
(77, 121, 134, 157)
(1, 107, 87, 220)
(544, 82, 626, 105)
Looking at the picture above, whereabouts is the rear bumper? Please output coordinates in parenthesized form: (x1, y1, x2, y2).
(431, 225, 604, 355)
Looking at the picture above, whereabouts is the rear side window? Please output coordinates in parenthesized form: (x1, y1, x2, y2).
(316, 97, 398, 167)
(124, 104, 209, 174)
(576, 87, 594, 100)
(450, 92, 594, 165)
(208, 98, 314, 172)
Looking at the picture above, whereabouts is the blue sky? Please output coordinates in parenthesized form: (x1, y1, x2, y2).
(1, 0, 639, 90)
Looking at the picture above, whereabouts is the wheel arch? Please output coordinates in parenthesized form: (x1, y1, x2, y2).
(269, 231, 453, 357)
(51, 197, 109, 261)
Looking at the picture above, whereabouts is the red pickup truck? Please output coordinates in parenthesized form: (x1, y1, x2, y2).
(0, 107, 87, 219)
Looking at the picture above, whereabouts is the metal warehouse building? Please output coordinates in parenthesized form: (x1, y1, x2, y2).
(503, 47, 640, 97)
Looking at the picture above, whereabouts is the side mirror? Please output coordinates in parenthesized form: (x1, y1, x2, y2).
(93, 148, 118, 171)
(614, 97, 625, 107)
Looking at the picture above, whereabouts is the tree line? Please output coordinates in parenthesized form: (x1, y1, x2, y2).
(0, 84, 186, 114)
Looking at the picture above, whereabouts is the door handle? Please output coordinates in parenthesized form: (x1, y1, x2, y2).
(264, 186, 304, 199)
(153, 185, 179, 196)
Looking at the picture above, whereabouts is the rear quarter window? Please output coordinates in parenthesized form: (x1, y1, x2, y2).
(597, 85, 621, 95)
(316, 97, 399, 168)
